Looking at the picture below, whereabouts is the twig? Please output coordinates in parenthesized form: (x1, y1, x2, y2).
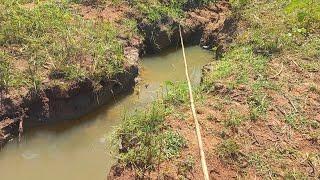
(291, 59, 300, 68)
(275, 106, 286, 116)
(269, 63, 284, 79)
(284, 94, 298, 113)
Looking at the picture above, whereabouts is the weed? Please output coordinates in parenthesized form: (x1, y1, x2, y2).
(164, 81, 203, 106)
(248, 93, 268, 121)
(284, 170, 308, 180)
(128, 0, 216, 23)
(285, 113, 299, 129)
(120, 19, 139, 39)
(177, 155, 195, 178)
(309, 130, 320, 143)
(248, 153, 274, 177)
(0, 53, 25, 89)
(162, 131, 186, 159)
(206, 114, 216, 121)
(173, 112, 187, 121)
(71, 0, 107, 6)
(217, 139, 240, 160)
(202, 45, 269, 91)
(113, 100, 185, 176)
(285, 0, 320, 31)
(164, 81, 189, 105)
(224, 110, 246, 127)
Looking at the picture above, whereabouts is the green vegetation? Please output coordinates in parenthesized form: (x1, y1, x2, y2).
(177, 155, 195, 177)
(113, 100, 186, 177)
(248, 93, 269, 121)
(0, 53, 24, 89)
(129, 0, 216, 22)
(217, 139, 240, 160)
(202, 45, 269, 88)
(224, 110, 246, 127)
(0, 0, 218, 93)
(164, 81, 204, 107)
(1, 0, 319, 178)
(200, 0, 320, 178)
(109, 0, 320, 178)
(0, 0, 124, 91)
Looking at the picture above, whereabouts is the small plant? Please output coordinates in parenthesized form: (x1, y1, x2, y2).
(162, 131, 186, 159)
(164, 81, 189, 105)
(224, 110, 246, 127)
(285, 113, 298, 129)
(217, 139, 240, 160)
(248, 93, 268, 121)
(308, 130, 320, 143)
(206, 114, 216, 121)
(164, 81, 202, 105)
(309, 84, 320, 95)
(284, 170, 308, 180)
(178, 155, 195, 178)
(248, 153, 273, 176)
(113, 100, 186, 177)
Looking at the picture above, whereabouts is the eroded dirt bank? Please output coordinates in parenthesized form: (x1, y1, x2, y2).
(0, 56, 139, 148)
(0, 1, 232, 148)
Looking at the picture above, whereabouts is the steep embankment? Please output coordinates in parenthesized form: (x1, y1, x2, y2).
(0, 0, 142, 147)
(0, 1, 231, 148)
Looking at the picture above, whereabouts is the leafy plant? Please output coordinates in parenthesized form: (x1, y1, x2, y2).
(217, 139, 240, 160)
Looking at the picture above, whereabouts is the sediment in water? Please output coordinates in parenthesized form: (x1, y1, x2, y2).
(0, 1, 234, 149)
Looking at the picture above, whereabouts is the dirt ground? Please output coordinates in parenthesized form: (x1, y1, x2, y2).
(108, 1, 320, 179)
(110, 58, 320, 179)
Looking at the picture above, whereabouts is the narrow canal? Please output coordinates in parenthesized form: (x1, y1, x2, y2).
(0, 46, 212, 180)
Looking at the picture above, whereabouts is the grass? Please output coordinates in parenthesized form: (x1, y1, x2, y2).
(202, 45, 269, 90)
(248, 153, 275, 177)
(284, 170, 308, 180)
(112, 100, 186, 177)
(0, 0, 125, 91)
(0, 0, 219, 93)
(199, 0, 320, 178)
(248, 92, 268, 121)
(177, 155, 195, 178)
(217, 139, 240, 160)
(0, 53, 24, 89)
(164, 81, 203, 106)
(128, 0, 216, 23)
(224, 110, 246, 128)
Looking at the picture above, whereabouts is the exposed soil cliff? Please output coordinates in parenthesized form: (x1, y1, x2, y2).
(0, 0, 232, 149)
(140, 1, 232, 54)
(0, 49, 139, 148)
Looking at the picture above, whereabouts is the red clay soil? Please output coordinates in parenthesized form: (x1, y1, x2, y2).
(0, 1, 232, 148)
(0, 2, 142, 148)
(109, 76, 320, 179)
(108, 2, 320, 179)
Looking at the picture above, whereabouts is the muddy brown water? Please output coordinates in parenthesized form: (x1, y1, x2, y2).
(0, 46, 212, 180)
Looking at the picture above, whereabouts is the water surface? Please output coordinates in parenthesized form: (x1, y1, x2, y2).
(0, 46, 212, 180)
